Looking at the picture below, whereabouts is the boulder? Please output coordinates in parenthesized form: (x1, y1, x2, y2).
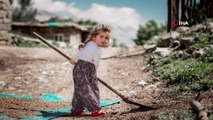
(186, 46, 198, 54)
(138, 80, 148, 87)
(158, 31, 180, 47)
(180, 37, 194, 49)
(176, 26, 190, 33)
(192, 49, 205, 58)
(144, 44, 157, 53)
(154, 47, 171, 57)
(207, 22, 213, 29)
(182, 51, 191, 59)
(191, 24, 205, 32)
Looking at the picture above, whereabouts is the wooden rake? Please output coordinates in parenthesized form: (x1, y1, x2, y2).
(33, 32, 158, 110)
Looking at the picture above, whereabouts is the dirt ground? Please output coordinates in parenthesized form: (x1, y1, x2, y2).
(0, 46, 212, 120)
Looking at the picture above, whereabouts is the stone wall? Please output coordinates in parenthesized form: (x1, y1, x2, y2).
(0, 0, 12, 45)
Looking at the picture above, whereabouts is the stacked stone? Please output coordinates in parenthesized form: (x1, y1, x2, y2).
(0, 0, 12, 45)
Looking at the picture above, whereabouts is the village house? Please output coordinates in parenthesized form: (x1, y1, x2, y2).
(12, 22, 89, 48)
(0, 0, 89, 48)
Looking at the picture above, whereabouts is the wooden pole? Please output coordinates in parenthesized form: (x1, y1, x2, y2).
(33, 32, 157, 109)
(191, 100, 208, 120)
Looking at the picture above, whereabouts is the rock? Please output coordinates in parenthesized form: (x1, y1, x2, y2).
(18, 90, 22, 92)
(186, 46, 199, 54)
(154, 47, 171, 57)
(121, 72, 130, 76)
(181, 37, 194, 44)
(138, 80, 148, 86)
(14, 77, 22, 80)
(163, 31, 180, 39)
(158, 31, 180, 47)
(144, 45, 157, 53)
(0, 81, 6, 86)
(41, 71, 48, 75)
(193, 49, 205, 58)
(50, 71, 55, 74)
(129, 90, 136, 96)
(176, 26, 190, 33)
(8, 86, 16, 90)
(191, 24, 205, 32)
(182, 51, 191, 59)
(24, 81, 30, 85)
(207, 22, 213, 29)
(180, 37, 194, 49)
(144, 82, 161, 90)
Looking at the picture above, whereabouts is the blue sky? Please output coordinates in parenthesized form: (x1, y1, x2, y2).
(61, 0, 167, 24)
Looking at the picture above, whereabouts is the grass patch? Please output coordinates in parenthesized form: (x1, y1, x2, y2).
(11, 38, 47, 48)
(155, 109, 196, 120)
(193, 33, 210, 48)
(171, 79, 213, 94)
(150, 51, 182, 67)
(209, 114, 213, 120)
(200, 45, 213, 62)
(154, 59, 213, 84)
(192, 79, 213, 91)
(11, 37, 60, 48)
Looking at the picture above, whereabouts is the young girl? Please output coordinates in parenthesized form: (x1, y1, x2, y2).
(70, 24, 111, 117)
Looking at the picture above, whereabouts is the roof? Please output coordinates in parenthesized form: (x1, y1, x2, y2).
(12, 22, 88, 31)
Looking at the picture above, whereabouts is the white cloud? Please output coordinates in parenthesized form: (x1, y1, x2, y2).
(31, 0, 142, 47)
(12, 0, 20, 8)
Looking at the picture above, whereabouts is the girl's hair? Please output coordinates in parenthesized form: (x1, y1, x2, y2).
(87, 24, 111, 41)
(78, 24, 112, 49)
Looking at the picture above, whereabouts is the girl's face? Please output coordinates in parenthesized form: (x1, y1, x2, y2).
(94, 31, 110, 47)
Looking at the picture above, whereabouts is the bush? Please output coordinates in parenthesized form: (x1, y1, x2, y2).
(200, 45, 213, 62)
(11, 38, 46, 48)
(193, 33, 210, 48)
(154, 59, 213, 84)
(172, 85, 192, 94)
(150, 53, 163, 65)
(134, 20, 164, 45)
(192, 79, 213, 91)
(78, 19, 98, 26)
(209, 114, 213, 120)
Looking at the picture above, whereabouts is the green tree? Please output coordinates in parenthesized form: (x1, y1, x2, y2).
(134, 20, 164, 45)
(78, 19, 98, 26)
(12, 0, 37, 22)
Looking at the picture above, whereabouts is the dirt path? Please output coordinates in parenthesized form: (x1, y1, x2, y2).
(0, 46, 212, 120)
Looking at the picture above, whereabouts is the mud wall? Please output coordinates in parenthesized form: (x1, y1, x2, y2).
(0, 0, 12, 45)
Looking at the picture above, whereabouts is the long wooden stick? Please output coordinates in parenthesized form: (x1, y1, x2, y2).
(33, 32, 157, 109)
(191, 100, 208, 120)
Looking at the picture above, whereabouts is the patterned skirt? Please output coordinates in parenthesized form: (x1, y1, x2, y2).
(72, 59, 101, 111)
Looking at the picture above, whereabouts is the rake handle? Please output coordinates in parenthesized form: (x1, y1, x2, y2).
(33, 32, 75, 63)
(33, 32, 156, 109)
(33, 32, 125, 95)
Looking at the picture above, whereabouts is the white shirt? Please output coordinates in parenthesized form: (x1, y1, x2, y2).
(74, 41, 101, 68)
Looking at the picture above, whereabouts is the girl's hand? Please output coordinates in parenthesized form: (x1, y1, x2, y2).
(69, 59, 76, 65)
(78, 44, 84, 50)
